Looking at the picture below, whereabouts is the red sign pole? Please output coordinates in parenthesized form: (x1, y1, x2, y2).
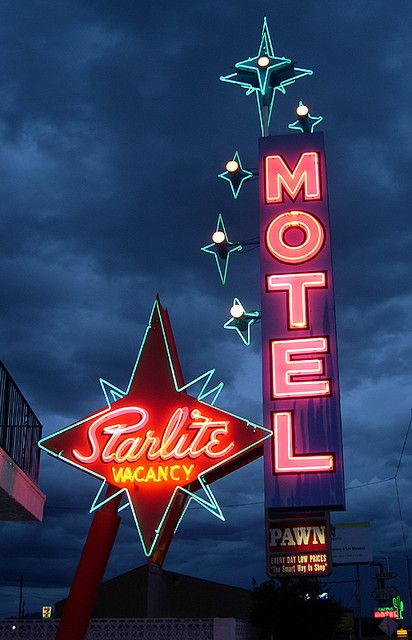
(55, 486, 122, 640)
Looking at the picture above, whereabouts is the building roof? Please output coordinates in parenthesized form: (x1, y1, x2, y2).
(55, 564, 253, 620)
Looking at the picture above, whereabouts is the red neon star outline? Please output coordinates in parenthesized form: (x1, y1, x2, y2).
(39, 298, 271, 564)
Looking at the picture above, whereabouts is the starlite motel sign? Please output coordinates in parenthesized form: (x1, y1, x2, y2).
(39, 299, 271, 565)
(259, 132, 345, 510)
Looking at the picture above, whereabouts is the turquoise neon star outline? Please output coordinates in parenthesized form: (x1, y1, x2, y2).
(223, 297, 261, 347)
(218, 151, 253, 199)
(288, 101, 323, 133)
(201, 213, 242, 285)
(220, 18, 313, 135)
(235, 17, 292, 96)
(39, 299, 271, 557)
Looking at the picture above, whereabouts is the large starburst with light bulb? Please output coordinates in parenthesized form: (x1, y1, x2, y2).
(220, 18, 313, 135)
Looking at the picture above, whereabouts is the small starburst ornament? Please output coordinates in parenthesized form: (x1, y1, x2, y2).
(218, 151, 254, 199)
(224, 298, 261, 346)
(288, 101, 323, 133)
(201, 214, 242, 285)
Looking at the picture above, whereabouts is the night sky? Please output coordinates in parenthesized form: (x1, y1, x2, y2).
(1, 0, 412, 621)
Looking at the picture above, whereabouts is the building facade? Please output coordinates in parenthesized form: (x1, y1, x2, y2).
(55, 565, 253, 621)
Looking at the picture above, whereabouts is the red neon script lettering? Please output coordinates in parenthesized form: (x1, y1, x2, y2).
(265, 152, 321, 203)
(273, 412, 334, 473)
(72, 406, 234, 465)
(271, 337, 330, 398)
(266, 272, 326, 329)
(72, 407, 148, 464)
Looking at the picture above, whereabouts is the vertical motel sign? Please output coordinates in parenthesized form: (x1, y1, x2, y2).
(259, 132, 345, 512)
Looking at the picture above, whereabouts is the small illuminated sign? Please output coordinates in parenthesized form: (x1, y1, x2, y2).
(259, 132, 344, 511)
(374, 608, 399, 619)
(39, 299, 271, 564)
(267, 511, 332, 576)
(374, 598, 405, 620)
(42, 606, 52, 620)
(331, 522, 372, 565)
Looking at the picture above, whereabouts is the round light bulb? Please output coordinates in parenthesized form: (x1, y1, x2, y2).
(212, 230, 226, 244)
(257, 55, 270, 68)
(230, 303, 245, 319)
(297, 104, 309, 117)
(226, 160, 239, 173)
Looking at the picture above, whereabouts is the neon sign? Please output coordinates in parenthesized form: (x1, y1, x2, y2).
(270, 337, 331, 399)
(288, 102, 323, 134)
(259, 133, 345, 510)
(266, 272, 326, 329)
(265, 210, 325, 264)
(393, 596, 405, 620)
(201, 213, 242, 284)
(265, 153, 321, 203)
(220, 18, 313, 136)
(374, 600, 404, 620)
(273, 412, 334, 473)
(39, 299, 271, 564)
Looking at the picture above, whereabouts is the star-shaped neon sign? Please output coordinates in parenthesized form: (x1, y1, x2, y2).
(39, 298, 271, 565)
(234, 20, 293, 97)
(288, 101, 323, 133)
(220, 18, 313, 135)
(223, 297, 261, 346)
(201, 213, 242, 284)
(218, 151, 253, 199)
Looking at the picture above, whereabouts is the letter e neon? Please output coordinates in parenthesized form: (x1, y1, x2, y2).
(271, 337, 330, 398)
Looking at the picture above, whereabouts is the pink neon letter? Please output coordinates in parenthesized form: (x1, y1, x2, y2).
(271, 337, 330, 398)
(265, 152, 321, 203)
(273, 411, 334, 473)
(266, 272, 326, 329)
(266, 210, 325, 264)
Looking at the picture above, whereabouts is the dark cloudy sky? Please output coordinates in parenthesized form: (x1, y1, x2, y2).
(1, 0, 412, 621)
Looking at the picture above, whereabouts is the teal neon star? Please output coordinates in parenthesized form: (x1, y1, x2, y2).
(218, 151, 253, 199)
(223, 297, 261, 347)
(235, 18, 293, 96)
(220, 18, 313, 136)
(288, 101, 323, 133)
(201, 214, 242, 285)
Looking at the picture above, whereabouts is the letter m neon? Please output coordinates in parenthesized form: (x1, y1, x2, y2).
(265, 152, 321, 203)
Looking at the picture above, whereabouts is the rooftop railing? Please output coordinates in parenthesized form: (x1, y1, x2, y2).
(0, 361, 42, 484)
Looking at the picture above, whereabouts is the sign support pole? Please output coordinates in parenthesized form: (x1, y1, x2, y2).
(55, 486, 122, 640)
(355, 563, 363, 640)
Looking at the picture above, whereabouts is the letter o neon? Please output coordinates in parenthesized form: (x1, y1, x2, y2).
(266, 210, 325, 264)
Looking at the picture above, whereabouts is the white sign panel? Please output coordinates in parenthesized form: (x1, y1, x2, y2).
(331, 522, 372, 564)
